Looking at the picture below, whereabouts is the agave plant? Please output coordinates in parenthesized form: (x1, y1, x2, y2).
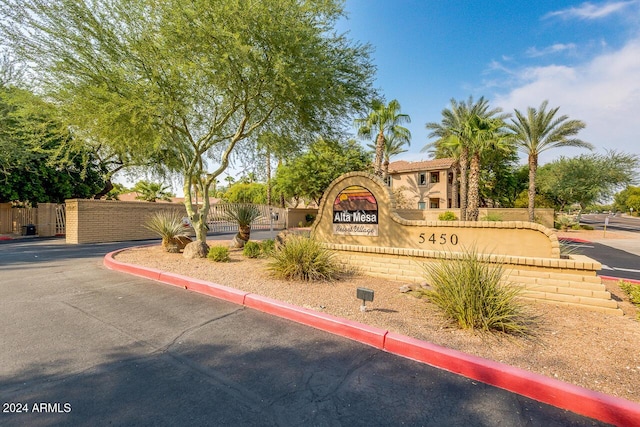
(144, 210, 190, 252)
(217, 204, 263, 248)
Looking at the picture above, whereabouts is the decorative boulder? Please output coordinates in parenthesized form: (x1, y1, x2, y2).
(182, 241, 209, 259)
(173, 235, 192, 251)
(229, 233, 248, 249)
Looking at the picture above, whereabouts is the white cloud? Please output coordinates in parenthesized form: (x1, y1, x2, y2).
(545, 1, 639, 20)
(493, 37, 640, 163)
(525, 43, 577, 57)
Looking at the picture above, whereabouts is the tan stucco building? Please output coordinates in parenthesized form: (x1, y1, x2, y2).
(387, 158, 457, 210)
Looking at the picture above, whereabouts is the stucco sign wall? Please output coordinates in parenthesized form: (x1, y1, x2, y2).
(332, 185, 378, 236)
(313, 172, 561, 259)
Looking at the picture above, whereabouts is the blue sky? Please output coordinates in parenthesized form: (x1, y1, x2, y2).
(338, 0, 640, 165)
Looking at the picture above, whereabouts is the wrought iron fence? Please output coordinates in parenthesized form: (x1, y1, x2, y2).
(11, 207, 36, 234)
(206, 204, 287, 233)
(55, 204, 66, 235)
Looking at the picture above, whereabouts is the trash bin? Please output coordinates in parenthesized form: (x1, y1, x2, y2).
(22, 224, 36, 236)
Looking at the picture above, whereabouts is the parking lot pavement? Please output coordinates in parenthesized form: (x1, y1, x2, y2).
(0, 239, 616, 426)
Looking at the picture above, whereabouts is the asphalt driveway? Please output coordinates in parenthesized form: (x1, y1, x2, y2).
(0, 239, 613, 426)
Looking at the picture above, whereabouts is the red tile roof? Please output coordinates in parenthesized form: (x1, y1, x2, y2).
(388, 158, 456, 173)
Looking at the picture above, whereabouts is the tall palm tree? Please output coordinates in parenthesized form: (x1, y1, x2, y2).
(425, 96, 502, 220)
(355, 99, 411, 178)
(465, 115, 512, 221)
(507, 101, 592, 222)
(367, 132, 411, 179)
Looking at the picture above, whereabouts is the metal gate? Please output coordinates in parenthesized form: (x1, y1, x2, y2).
(206, 204, 287, 233)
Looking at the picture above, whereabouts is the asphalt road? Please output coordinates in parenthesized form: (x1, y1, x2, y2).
(0, 239, 611, 426)
(560, 239, 640, 281)
(580, 213, 640, 233)
(559, 214, 640, 281)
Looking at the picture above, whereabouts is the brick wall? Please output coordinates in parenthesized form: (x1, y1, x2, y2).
(65, 199, 188, 244)
(326, 244, 620, 315)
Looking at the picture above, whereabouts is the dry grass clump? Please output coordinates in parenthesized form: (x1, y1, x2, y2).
(420, 250, 536, 335)
(267, 235, 342, 281)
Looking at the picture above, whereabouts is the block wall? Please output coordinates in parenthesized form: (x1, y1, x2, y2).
(65, 199, 187, 244)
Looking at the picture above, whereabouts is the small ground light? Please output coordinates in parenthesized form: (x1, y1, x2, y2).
(356, 287, 374, 312)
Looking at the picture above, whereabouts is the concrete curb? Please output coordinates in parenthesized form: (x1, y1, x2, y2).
(104, 249, 640, 426)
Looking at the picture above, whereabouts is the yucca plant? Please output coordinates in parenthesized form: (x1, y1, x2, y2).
(267, 235, 341, 281)
(144, 210, 189, 252)
(421, 249, 533, 335)
(217, 204, 263, 248)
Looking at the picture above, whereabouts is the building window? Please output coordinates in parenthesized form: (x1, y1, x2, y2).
(418, 201, 426, 210)
(429, 198, 440, 209)
(418, 173, 426, 186)
(430, 172, 440, 183)
(384, 175, 391, 186)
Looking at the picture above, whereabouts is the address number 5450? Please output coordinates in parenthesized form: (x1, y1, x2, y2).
(418, 233, 459, 245)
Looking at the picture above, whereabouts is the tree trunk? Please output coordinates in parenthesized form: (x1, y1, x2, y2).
(466, 151, 480, 221)
(528, 154, 538, 222)
(231, 225, 251, 248)
(459, 146, 469, 221)
(374, 131, 385, 177)
(93, 179, 114, 199)
(183, 175, 209, 246)
(382, 158, 390, 181)
(451, 165, 459, 208)
(266, 149, 272, 206)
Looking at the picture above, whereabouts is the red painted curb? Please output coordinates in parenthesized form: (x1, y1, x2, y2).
(158, 271, 191, 289)
(558, 237, 592, 243)
(104, 248, 640, 425)
(104, 250, 163, 281)
(185, 277, 248, 305)
(384, 332, 640, 426)
(244, 293, 387, 349)
(601, 275, 640, 285)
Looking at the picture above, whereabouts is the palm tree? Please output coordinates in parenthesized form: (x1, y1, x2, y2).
(367, 133, 411, 179)
(133, 180, 175, 202)
(425, 97, 502, 220)
(465, 115, 512, 221)
(355, 99, 411, 178)
(507, 101, 592, 222)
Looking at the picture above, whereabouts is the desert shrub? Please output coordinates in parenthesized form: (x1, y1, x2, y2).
(579, 224, 594, 230)
(421, 249, 533, 335)
(619, 280, 640, 319)
(207, 245, 230, 262)
(267, 235, 341, 281)
(144, 210, 189, 251)
(554, 215, 577, 231)
(242, 241, 261, 258)
(480, 213, 502, 221)
(260, 239, 275, 255)
(438, 211, 458, 221)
